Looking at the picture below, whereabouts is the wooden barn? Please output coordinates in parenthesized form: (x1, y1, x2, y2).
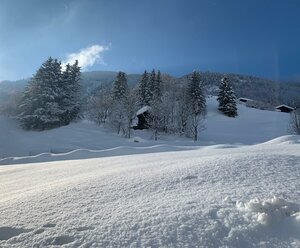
(133, 106, 151, 130)
(275, 104, 295, 113)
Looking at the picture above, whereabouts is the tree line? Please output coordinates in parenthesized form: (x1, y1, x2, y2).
(16, 57, 241, 140)
(88, 70, 238, 141)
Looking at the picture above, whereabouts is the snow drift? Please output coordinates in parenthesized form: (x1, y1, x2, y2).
(0, 140, 299, 247)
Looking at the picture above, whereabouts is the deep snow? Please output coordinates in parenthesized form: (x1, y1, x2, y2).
(0, 137, 299, 247)
(0, 97, 299, 247)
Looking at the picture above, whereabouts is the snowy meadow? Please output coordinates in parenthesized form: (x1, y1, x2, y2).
(1, 97, 300, 247)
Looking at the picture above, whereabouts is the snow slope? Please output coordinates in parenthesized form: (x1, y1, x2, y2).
(0, 137, 299, 247)
(0, 97, 290, 164)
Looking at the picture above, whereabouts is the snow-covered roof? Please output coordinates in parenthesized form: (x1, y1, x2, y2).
(137, 106, 151, 116)
(238, 97, 253, 102)
(275, 104, 294, 110)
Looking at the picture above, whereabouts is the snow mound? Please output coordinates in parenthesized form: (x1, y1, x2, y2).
(261, 135, 300, 145)
(237, 197, 300, 226)
(129, 136, 148, 143)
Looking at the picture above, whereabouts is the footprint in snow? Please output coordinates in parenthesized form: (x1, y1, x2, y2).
(42, 223, 56, 228)
(44, 235, 75, 246)
(0, 226, 32, 240)
(76, 226, 95, 232)
(182, 175, 198, 180)
(33, 228, 45, 235)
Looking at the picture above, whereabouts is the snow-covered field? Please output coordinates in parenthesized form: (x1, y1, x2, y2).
(0, 97, 290, 164)
(0, 97, 299, 247)
(0, 136, 300, 247)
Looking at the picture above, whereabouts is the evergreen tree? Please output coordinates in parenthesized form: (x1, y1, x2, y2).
(217, 77, 238, 117)
(186, 71, 206, 141)
(112, 72, 128, 101)
(138, 70, 149, 106)
(18, 57, 63, 130)
(111, 72, 129, 134)
(147, 69, 156, 104)
(60, 60, 81, 124)
(18, 57, 82, 130)
(153, 70, 162, 99)
(147, 70, 164, 140)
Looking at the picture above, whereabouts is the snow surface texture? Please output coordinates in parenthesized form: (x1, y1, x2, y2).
(0, 97, 290, 165)
(0, 137, 300, 247)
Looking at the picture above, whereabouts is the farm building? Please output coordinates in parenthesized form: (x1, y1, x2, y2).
(133, 106, 151, 130)
(275, 105, 295, 113)
(238, 97, 253, 103)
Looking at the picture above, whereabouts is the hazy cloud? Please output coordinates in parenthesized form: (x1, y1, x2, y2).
(62, 44, 110, 70)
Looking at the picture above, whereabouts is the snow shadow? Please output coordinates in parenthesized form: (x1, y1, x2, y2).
(0, 226, 32, 240)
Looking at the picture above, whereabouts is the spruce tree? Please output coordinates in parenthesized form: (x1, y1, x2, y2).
(112, 72, 128, 101)
(153, 70, 162, 99)
(147, 69, 156, 104)
(149, 70, 163, 141)
(18, 57, 63, 130)
(138, 70, 149, 106)
(217, 77, 238, 117)
(18, 57, 82, 130)
(186, 71, 206, 141)
(111, 72, 129, 134)
(187, 71, 206, 116)
(61, 60, 81, 124)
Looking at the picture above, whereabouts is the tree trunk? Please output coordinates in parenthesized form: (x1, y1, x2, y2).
(194, 125, 197, 141)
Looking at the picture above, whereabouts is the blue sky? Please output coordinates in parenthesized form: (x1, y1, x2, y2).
(0, 0, 299, 81)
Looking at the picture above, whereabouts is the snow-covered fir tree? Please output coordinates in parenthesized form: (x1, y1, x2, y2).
(110, 72, 129, 134)
(147, 69, 156, 104)
(147, 70, 165, 140)
(112, 71, 128, 101)
(138, 70, 149, 106)
(217, 77, 238, 117)
(185, 71, 206, 141)
(153, 70, 162, 98)
(60, 60, 81, 125)
(18, 57, 63, 130)
(18, 57, 82, 130)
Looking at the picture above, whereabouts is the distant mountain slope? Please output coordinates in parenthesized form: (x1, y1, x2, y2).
(1, 70, 300, 108)
(177, 72, 300, 107)
(80, 71, 141, 95)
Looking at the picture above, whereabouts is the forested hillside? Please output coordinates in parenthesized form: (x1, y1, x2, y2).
(1, 71, 300, 117)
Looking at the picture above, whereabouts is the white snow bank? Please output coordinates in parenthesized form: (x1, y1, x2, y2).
(0, 142, 300, 247)
(260, 135, 300, 145)
(237, 197, 300, 226)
